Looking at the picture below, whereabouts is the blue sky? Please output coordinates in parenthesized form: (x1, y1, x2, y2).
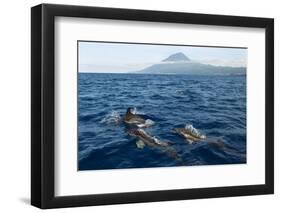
(79, 41, 247, 73)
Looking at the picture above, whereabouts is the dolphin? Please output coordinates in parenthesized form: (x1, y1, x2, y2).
(127, 128, 184, 164)
(174, 124, 225, 148)
(127, 128, 169, 149)
(124, 107, 154, 128)
(174, 124, 206, 144)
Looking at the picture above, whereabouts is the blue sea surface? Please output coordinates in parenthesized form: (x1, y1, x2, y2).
(78, 73, 246, 170)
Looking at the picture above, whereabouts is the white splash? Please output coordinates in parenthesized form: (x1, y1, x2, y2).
(131, 107, 145, 115)
(100, 111, 121, 125)
(185, 124, 206, 139)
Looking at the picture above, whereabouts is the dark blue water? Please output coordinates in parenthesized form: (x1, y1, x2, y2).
(78, 73, 246, 170)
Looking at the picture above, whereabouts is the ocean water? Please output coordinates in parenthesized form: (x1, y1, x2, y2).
(78, 73, 246, 170)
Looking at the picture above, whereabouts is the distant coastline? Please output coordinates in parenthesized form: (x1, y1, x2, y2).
(79, 72, 246, 76)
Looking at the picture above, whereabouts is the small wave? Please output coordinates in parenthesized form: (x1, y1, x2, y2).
(175, 89, 185, 96)
(145, 119, 155, 126)
(79, 146, 93, 161)
(134, 119, 155, 128)
(100, 111, 122, 125)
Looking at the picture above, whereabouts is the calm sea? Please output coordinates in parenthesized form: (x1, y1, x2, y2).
(78, 73, 246, 170)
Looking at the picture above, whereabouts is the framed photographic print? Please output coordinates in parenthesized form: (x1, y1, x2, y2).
(31, 3, 274, 209)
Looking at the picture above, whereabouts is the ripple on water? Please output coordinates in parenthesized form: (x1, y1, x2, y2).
(78, 73, 247, 170)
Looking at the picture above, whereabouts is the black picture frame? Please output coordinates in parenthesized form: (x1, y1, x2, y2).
(31, 3, 274, 209)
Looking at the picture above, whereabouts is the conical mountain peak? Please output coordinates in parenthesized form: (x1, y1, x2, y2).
(162, 52, 190, 62)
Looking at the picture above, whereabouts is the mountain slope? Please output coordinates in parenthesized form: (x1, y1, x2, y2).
(136, 52, 246, 75)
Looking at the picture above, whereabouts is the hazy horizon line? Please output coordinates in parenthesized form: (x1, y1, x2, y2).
(79, 60, 247, 73)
